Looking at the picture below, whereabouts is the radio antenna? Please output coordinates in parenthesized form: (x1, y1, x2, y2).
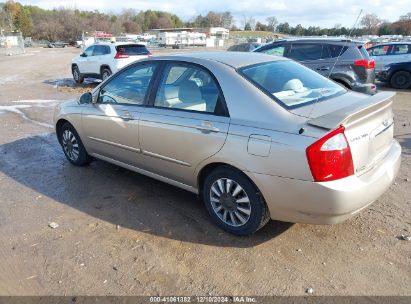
(306, 9, 363, 120)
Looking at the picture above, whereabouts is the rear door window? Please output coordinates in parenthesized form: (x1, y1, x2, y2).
(328, 45, 349, 58)
(391, 44, 410, 55)
(116, 44, 150, 56)
(289, 44, 323, 61)
(92, 45, 108, 56)
(154, 63, 223, 114)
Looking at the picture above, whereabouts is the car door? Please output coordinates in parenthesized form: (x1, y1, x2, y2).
(81, 62, 159, 167)
(288, 43, 332, 76)
(389, 44, 411, 65)
(89, 45, 107, 74)
(78, 45, 95, 73)
(368, 44, 393, 72)
(139, 62, 230, 187)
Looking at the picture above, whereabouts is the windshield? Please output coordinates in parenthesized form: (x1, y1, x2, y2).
(239, 60, 346, 109)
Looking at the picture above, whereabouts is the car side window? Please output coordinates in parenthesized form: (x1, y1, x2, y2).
(369, 45, 392, 56)
(391, 44, 409, 55)
(328, 45, 349, 58)
(154, 63, 222, 114)
(93, 45, 106, 56)
(289, 44, 323, 61)
(98, 63, 158, 105)
(84, 46, 94, 56)
(260, 44, 286, 56)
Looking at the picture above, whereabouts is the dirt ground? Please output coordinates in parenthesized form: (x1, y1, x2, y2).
(0, 47, 410, 296)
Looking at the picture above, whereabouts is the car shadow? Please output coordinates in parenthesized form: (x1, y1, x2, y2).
(43, 78, 100, 92)
(0, 134, 292, 248)
(397, 134, 411, 156)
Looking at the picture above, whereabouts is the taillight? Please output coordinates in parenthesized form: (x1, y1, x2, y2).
(306, 126, 354, 182)
(114, 52, 129, 59)
(147, 53, 153, 57)
(353, 59, 375, 69)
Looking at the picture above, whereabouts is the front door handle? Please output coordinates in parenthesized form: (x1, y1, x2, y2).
(317, 66, 330, 71)
(195, 121, 219, 133)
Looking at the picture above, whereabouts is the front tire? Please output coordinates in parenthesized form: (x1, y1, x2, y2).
(390, 71, 411, 89)
(72, 65, 84, 84)
(202, 167, 269, 236)
(59, 123, 91, 166)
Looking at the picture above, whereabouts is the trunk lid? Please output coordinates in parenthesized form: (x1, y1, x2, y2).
(304, 91, 395, 175)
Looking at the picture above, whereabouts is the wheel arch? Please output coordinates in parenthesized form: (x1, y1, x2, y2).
(100, 64, 112, 74)
(197, 162, 263, 199)
(331, 77, 351, 89)
(55, 119, 70, 144)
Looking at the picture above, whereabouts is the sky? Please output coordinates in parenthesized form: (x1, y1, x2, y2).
(18, 0, 411, 28)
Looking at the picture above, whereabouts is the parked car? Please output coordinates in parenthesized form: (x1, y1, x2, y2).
(55, 52, 401, 235)
(227, 42, 262, 52)
(253, 38, 377, 95)
(48, 41, 69, 48)
(376, 61, 411, 89)
(71, 42, 152, 83)
(367, 42, 411, 73)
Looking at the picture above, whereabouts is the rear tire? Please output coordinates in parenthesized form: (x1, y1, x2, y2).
(72, 65, 84, 84)
(101, 68, 112, 81)
(59, 123, 91, 166)
(390, 71, 411, 89)
(202, 167, 270, 236)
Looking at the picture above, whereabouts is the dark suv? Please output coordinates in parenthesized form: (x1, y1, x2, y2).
(253, 38, 376, 94)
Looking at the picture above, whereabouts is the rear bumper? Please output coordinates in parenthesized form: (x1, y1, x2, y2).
(251, 140, 401, 224)
(351, 82, 377, 95)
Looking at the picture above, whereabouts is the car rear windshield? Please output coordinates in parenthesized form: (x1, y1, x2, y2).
(239, 60, 346, 109)
(116, 44, 150, 55)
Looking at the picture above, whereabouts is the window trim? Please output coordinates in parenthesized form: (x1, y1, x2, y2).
(146, 60, 230, 117)
(96, 61, 160, 107)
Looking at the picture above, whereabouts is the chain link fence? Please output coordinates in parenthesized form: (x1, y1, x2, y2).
(0, 31, 25, 56)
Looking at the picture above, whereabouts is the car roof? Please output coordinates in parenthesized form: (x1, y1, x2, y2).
(274, 38, 364, 44)
(153, 52, 287, 69)
(92, 42, 146, 47)
(371, 42, 411, 46)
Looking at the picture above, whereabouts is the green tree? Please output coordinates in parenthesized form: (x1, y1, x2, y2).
(14, 6, 32, 36)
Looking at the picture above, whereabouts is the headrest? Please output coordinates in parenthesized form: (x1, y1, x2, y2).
(178, 80, 202, 103)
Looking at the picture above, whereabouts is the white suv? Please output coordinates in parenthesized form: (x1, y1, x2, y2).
(71, 42, 152, 83)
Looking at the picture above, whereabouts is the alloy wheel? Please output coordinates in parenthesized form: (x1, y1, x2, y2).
(62, 129, 79, 162)
(209, 178, 252, 227)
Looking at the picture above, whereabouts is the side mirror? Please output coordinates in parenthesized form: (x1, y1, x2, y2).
(80, 52, 87, 57)
(79, 92, 93, 104)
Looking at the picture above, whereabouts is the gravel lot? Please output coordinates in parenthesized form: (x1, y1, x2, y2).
(0, 47, 410, 296)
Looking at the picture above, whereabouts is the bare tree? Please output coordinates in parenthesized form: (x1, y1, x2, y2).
(361, 13, 381, 34)
(400, 12, 411, 20)
(266, 16, 278, 32)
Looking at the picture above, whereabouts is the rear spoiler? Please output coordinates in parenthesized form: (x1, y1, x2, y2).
(307, 91, 395, 130)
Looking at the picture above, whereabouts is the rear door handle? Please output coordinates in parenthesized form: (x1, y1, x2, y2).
(195, 121, 219, 133)
(120, 112, 133, 121)
(317, 66, 330, 71)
